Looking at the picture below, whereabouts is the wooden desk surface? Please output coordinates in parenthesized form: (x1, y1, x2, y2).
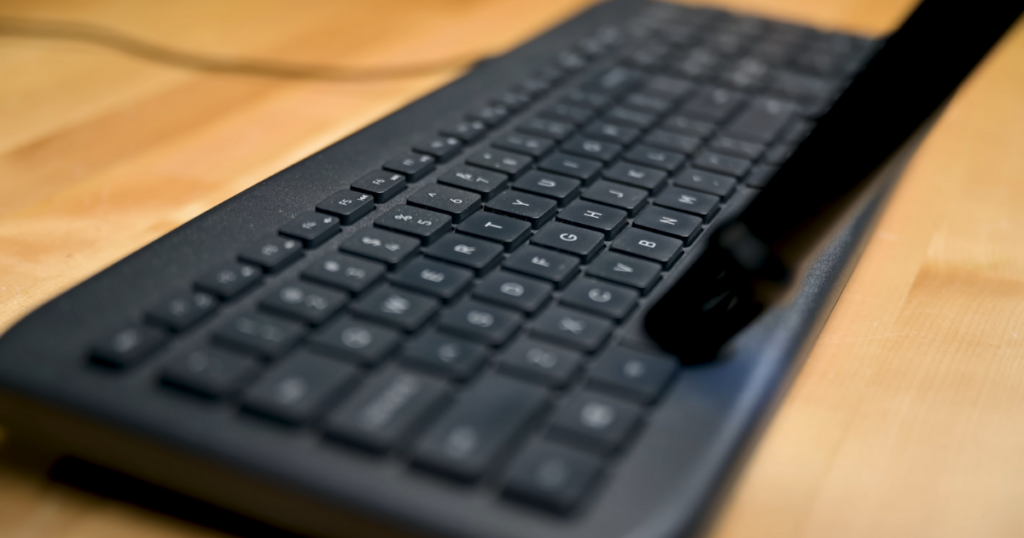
(3, 0, 1024, 536)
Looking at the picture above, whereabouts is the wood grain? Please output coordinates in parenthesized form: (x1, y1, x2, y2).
(2, 0, 1022, 537)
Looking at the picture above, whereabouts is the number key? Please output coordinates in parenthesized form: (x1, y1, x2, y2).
(407, 184, 481, 223)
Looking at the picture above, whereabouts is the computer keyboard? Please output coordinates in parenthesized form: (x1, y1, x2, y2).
(0, 2, 878, 537)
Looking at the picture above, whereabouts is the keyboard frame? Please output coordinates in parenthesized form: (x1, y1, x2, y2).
(0, 1, 891, 537)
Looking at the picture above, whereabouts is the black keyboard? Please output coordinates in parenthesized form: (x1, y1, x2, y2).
(0, 2, 879, 537)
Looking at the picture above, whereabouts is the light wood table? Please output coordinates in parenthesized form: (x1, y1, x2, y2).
(3, 0, 1023, 536)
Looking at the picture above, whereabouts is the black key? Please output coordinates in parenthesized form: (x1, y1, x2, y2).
(301, 254, 386, 294)
(350, 285, 439, 332)
(560, 136, 622, 162)
(414, 136, 462, 162)
(279, 211, 340, 248)
(213, 312, 306, 360)
(474, 271, 553, 315)
(692, 151, 752, 177)
(643, 75, 695, 100)
(503, 441, 602, 514)
(438, 299, 523, 346)
(660, 115, 715, 138)
(603, 106, 657, 130)
(557, 200, 627, 239)
(537, 152, 602, 183)
(633, 206, 702, 244)
(708, 136, 765, 160)
(611, 228, 684, 266)
(407, 184, 481, 223)
(541, 103, 594, 125)
(466, 148, 533, 178)
(586, 252, 661, 294)
(517, 117, 574, 141)
(375, 205, 451, 245)
(781, 118, 815, 143)
(146, 291, 218, 332)
(441, 119, 487, 143)
(324, 368, 451, 453)
(402, 332, 489, 381)
(641, 130, 701, 154)
(497, 339, 581, 388)
(503, 246, 580, 288)
(583, 66, 644, 95)
(339, 228, 420, 267)
(486, 191, 557, 229)
(532, 307, 612, 352)
(260, 281, 348, 325)
(351, 170, 406, 202)
(469, 104, 510, 126)
(582, 121, 641, 145)
(238, 236, 303, 273)
(511, 171, 581, 206)
(560, 278, 638, 320)
(621, 92, 672, 114)
(308, 317, 400, 366)
(162, 347, 259, 398)
(423, 234, 504, 275)
(546, 391, 641, 455)
(438, 165, 508, 201)
(681, 86, 744, 122)
(315, 190, 375, 224)
(91, 324, 168, 368)
(517, 77, 553, 96)
(653, 187, 720, 221)
(673, 167, 737, 197)
(391, 257, 474, 301)
(602, 161, 668, 192)
(531, 222, 604, 262)
(581, 180, 648, 216)
(242, 350, 358, 425)
(745, 163, 777, 188)
(383, 153, 435, 182)
(413, 374, 548, 481)
(457, 212, 531, 251)
(195, 262, 262, 300)
(764, 142, 795, 165)
(622, 144, 686, 172)
(587, 346, 678, 403)
(724, 96, 798, 142)
(561, 90, 612, 110)
(493, 132, 555, 158)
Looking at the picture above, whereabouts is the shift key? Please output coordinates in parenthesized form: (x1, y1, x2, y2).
(413, 374, 548, 482)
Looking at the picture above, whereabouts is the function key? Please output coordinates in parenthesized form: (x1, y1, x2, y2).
(213, 312, 306, 360)
(241, 350, 359, 425)
(457, 212, 531, 251)
(531, 307, 612, 352)
(531, 222, 604, 262)
(546, 391, 641, 455)
(383, 152, 436, 182)
(315, 190, 375, 224)
(474, 271, 553, 315)
(560, 136, 622, 162)
(161, 347, 260, 399)
(653, 186, 721, 222)
(391, 257, 474, 301)
(91, 324, 168, 368)
(557, 200, 627, 238)
(642, 130, 701, 154)
(414, 136, 462, 162)
(259, 281, 348, 326)
(352, 170, 407, 202)
(339, 228, 420, 267)
(308, 317, 400, 366)
(673, 167, 737, 198)
(239, 236, 303, 273)
(438, 299, 523, 346)
(497, 339, 581, 388)
(692, 150, 752, 177)
(503, 441, 603, 514)
(503, 246, 580, 288)
(517, 117, 574, 141)
(602, 161, 668, 192)
(560, 278, 638, 320)
(375, 205, 452, 245)
(632, 206, 702, 244)
(438, 165, 509, 201)
(511, 171, 581, 206)
(581, 180, 648, 216)
(486, 191, 557, 229)
(279, 211, 340, 248)
(195, 262, 262, 300)
(587, 346, 678, 403)
(301, 254, 386, 294)
(586, 252, 661, 294)
(466, 148, 533, 178)
(611, 228, 684, 266)
(622, 145, 686, 172)
(423, 233, 504, 275)
(402, 332, 489, 381)
(537, 152, 602, 183)
(582, 121, 641, 146)
(441, 119, 488, 143)
(659, 115, 715, 139)
(350, 285, 440, 332)
(493, 132, 555, 158)
(407, 184, 482, 223)
(146, 291, 219, 332)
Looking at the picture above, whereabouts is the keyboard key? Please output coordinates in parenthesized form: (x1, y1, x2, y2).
(351, 170, 406, 202)
(641, 130, 701, 154)
(745, 163, 777, 188)
(495, 90, 531, 111)
(643, 75, 695, 100)
(162, 347, 259, 398)
(537, 152, 602, 183)
(413, 374, 548, 481)
(375, 205, 452, 245)
(517, 117, 574, 141)
(560, 136, 622, 162)
(308, 317, 400, 366)
(532, 307, 612, 352)
(146, 291, 219, 332)
(474, 271, 553, 315)
(339, 228, 420, 267)
(621, 92, 672, 114)
(324, 368, 451, 453)
(557, 200, 627, 238)
(493, 132, 555, 158)
(457, 212, 531, 251)
(214, 313, 306, 360)
(707, 136, 765, 160)
(581, 180, 648, 216)
(681, 86, 745, 122)
(407, 184, 482, 223)
(383, 153, 435, 182)
(541, 103, 594, 125)
(466, 148, 533, 178)
(511, 171, 581, 206)
(673, 167, 737, 198)
(315, 190, 375, 224)
(602, 161, 668, 192)
(692, 151, 752, 177)
(439, 299, 523, 346)
(583, 66, 644, 95)
(603, 106, 657, 129)
(195, 262, 262, 300)
(301, 254, 386, 294)
(503, 441, 602, 514)
(504, 246, 580, 288)
(660, 115, 715, 138)
(611, 227, 684, 266)
(260, 281, 348, 325)
(586, 251, 660, 294)
(402, 332, 489, 380)
(561, 90, 612, 110)
(633, 206, 702, 244)
(486, 191, 557, 229)
(238, 236, 303, 273)
(437, 165, 508, 201)
(587, 346, 678, 403)
(531, 222, 604, 262)
(242, 350, 359, 425)
(413, 136, 462, 162)
(654, 187, 720, 221)
(622, 144, 686, 172)
(547, 391, 641, 455)
(279, 212, 340, 248)
(391, 258, 474, 301)
(497, 339, 581, 388)
(583, 121, 641, 145)
(441, 119, 488, 143)
(469, 104, 510, 126)
(764, 142, 795, 165)
(560, 278, 638, 320)
(91, 324, 168, 368)
(423, 234, 504, 274)
(350, 285, 439, 332)
(724, 96, 798, 142)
